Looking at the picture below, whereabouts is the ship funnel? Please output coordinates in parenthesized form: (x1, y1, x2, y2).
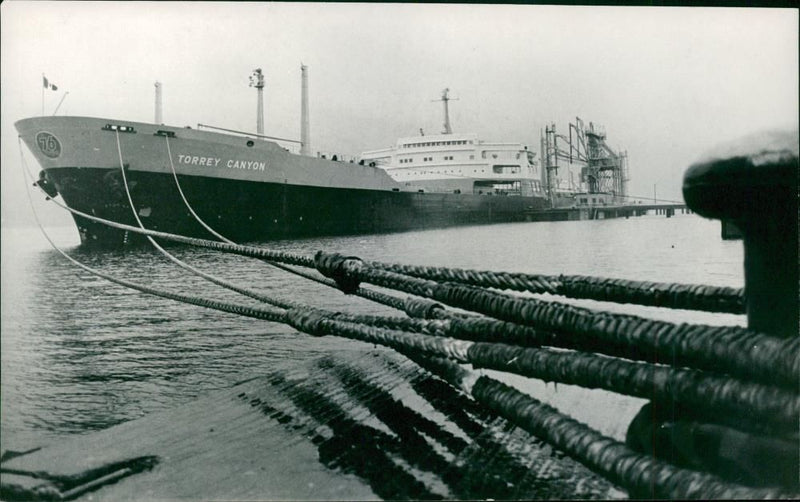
(154, 81, 163, 124)
(300, 64, 311, 156)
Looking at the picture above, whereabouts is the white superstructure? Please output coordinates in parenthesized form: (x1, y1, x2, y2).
(361, 133, 543, 195)
(361, 89, 544, 196)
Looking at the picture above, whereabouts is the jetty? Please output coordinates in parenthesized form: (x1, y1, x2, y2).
(526, 202, 689, 222)
(2, 128, 797, 500)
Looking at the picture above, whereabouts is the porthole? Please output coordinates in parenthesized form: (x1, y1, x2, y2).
(246, 140, 255, 147)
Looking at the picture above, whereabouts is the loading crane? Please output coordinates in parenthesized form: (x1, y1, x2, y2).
(541, 117, 629, 206)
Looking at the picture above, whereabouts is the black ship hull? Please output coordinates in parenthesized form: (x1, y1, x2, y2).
(49, 167, 547, 247)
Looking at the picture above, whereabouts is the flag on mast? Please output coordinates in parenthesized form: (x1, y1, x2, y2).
(43, 76, 58, 91)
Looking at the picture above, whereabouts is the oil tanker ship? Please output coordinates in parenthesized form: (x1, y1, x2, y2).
(16, 67, 551, 247)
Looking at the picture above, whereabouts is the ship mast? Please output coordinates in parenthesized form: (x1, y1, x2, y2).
(300, 64, 311, 156)
(434, 88, 457, 135)
(249, 68, 265, 136)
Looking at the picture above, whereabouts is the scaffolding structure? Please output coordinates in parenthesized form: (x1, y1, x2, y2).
(541, 117, 629, 206)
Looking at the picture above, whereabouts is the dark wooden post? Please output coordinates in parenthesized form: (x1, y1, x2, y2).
(683, 129, 798, 337)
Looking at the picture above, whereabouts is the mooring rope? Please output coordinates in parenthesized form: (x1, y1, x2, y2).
(19, 167, 287, 324)
(35, 131, 747, 318)
(21, 171, 431, 353)
(371, 262, 745, 314)
(313, 252, 799, 389)
(468, 377, 793, 500)
(112, 134, 789, 391)
(20, 162, 797, 498)
(34, 177, 409, 314)
(21, 212, 800, 499)
(23, 162, 795, 389)
(25, 190, 794, 441)
(283, 308, 798, 433)
(399, 351, 794, 500)
(26, 157, 791, 434)
(465, 344, 797, 432)
(26, 188, 313, 265)
(113, 131, 315, 312)
(161, 134, 412, 314)
(19, 137, 798, 497)
(21, 173, 795, 390)
(163, 135, 231, 244)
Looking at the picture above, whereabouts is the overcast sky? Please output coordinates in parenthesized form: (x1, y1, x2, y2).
(2, 2, 797, 227)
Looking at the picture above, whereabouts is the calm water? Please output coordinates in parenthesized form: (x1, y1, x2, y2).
(1, 214, 745, 452)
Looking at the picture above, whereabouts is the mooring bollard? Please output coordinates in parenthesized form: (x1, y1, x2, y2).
(683, 129, 798, 337)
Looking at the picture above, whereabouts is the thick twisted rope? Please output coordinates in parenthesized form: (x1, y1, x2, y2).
(21, 173, 800, 390)
(471, 375, 793, 499)
(25, 219, 287, 325)
(33, 139, 410, 316)
(26, 209, 799, 495)
(22, 203, 800, 497)
(301, 315, 797, 432)
(25, 206, 791, 439)
(399, 351, 795, 500)
(465, 343, 797, 432)
(315, 252, 799, 388)
(47, 191, 410, 314)
(371, 262, 745, 314)
(21, 136, 798, 498)
(35, 215, 793, 436)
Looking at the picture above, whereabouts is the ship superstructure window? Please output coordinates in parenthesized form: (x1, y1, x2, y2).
(493, 165, 520, 174)
(402, 140, 470, 148)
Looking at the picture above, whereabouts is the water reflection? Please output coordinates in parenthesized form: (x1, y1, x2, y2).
(239, 354, 618, 500)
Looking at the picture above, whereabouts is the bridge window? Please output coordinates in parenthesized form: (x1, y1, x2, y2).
(492, 165, 519, 174)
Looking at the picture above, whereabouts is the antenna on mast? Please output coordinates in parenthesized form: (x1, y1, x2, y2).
(432, 88, 458, 134)
(249, 68, 265, 136)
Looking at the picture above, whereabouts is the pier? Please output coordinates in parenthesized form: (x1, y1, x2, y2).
(526, 202, 690, 222)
